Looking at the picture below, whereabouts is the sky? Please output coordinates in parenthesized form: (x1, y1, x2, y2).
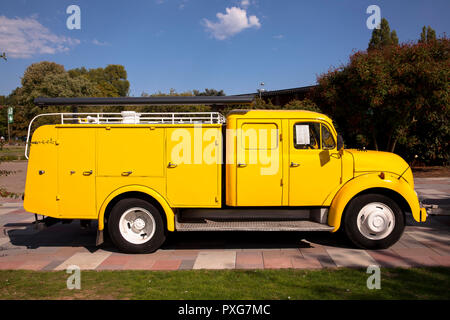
(0, 0, 449, 96)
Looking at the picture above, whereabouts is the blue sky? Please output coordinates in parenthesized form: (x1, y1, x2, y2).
(0, 0, 449, 96)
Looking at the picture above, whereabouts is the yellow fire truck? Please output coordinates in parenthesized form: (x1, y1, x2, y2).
(23, 96, 427, 253)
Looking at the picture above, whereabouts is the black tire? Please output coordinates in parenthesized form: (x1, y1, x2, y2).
(344, 193, 405, 249)
(108, 198, 166, 254)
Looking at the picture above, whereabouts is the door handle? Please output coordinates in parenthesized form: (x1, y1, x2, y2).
(237, 163, 247, 167)
(83, 170, 93, 176)
(290, 162, 300, 167)
(122, 171, 132, 176)
(168, 162, 177, 168)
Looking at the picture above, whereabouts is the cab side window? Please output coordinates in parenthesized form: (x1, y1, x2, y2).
(321, 125, 336, 150)
(294, 122, 320, 149)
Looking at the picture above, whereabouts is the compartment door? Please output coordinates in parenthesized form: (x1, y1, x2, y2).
(236, 120, 283, 206)
(166, 127, 221, 207)
(57, 128, 96, 218)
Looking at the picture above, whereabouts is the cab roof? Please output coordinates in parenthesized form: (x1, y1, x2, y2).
(227, 109, 333, 123)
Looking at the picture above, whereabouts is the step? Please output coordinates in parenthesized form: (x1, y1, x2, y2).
(175, 219, 334, 232)
(179, 208, 329, 224)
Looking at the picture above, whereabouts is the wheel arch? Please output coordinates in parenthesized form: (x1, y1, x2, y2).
(98, 186, 175, 232)
(328, 173, 422, 232)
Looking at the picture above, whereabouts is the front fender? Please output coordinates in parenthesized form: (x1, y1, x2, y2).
(328, 173, 425, 232)
(97, 185, 175, 232)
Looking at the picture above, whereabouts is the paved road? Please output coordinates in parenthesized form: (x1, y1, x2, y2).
(0, 178, 449, 271)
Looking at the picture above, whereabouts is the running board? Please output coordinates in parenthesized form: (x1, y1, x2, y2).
(175, 219, 334, 232)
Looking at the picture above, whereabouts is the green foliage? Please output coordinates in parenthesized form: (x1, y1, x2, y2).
(284, 99, 322, 112)
(68, 64, 130, 97)
(368, 18, 399, 50)
(0, 52, 6, 61)
(193, 88, 225, 96)
(137, 88, 226, 113)
(419, 26, 437, 44)
(1, 62, 133, 138)
(314, 36, 449, 164)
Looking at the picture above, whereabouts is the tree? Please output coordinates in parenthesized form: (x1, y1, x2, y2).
(69, 65, 130, 97)
(193, 88, 225, 96)
(0, 52, 6, 61)
(314, 37, 449, 164)
(419, 26, 437, 44)
(7, 62, 100, 137)
(284, 99, 321, 113)
(368, 18, 399, 50)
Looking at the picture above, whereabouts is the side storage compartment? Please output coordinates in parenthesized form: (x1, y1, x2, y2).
(24, 125, 58, 217)
(56, 127, 96, 218)
(166, 126, 222, 207)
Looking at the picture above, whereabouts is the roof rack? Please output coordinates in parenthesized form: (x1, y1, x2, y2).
(25, 111, 226, 159)
(26, 95, 254, 159)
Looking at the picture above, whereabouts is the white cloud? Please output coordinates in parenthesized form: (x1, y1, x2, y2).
(241, 0, 250, 8)
(92, 39, 109, 46)
(0, 15, 80, 58)
(203, 7, 261, 40)
(273, 34, 284, 39)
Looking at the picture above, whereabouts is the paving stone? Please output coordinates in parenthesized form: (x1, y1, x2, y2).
(300, 248, 337, 268)
(235, 252, 264, 269)
(422, 241, 450, 256)
(407, 230, 450, 243)
(262, 251, 293, 269)
(290, 257, 322, 269)
(193, 251, 236, 269)
(124, 258, 156, 270)
(54, 250, 111, 270)
(0, 261, 25, 269)
(326, 248, 377, 268)
(18, 259, 52, 270)
(96, 254, 132, 270)
(400, 255, 441, 267)
(367, 250, 410, 268)
(392, 247, 440, 257)
(151, 259, 181, 270)
(429, 256, 450, 267)
(42, 259, 66, 271)
(178, 259, 196, 270)
(398, 234, 428, 248)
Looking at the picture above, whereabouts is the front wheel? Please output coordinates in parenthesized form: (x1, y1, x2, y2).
(344, 194, 405, 249)
(108, 198, 166, 253)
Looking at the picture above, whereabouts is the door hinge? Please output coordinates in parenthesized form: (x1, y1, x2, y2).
(279, 133, 282, 141)
(56, 195, 60, 201)
(215, 196, 219, 203)
(280, 178, 283, 186)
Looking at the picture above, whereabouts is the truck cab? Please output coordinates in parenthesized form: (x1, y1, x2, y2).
(24, 100, 427, 253)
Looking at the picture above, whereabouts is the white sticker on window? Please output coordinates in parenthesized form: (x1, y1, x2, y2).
(295, 125, 310, 145)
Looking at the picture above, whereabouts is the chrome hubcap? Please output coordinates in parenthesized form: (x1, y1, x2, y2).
(357, 202, 395, 240)
(119, 207, 156, 244)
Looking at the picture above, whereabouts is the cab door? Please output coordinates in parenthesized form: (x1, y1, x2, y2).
(236, 120, 283, 206)
(57, 128, 96, 218)
(288, 120, 341, 206)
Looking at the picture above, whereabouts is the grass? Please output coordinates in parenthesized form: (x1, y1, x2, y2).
(0, 268, 449, 300)
(0, 144, 26, 161)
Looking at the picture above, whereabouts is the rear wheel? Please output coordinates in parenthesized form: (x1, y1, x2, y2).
(108, 198, 166, 253)
(344, 194, 404, 249)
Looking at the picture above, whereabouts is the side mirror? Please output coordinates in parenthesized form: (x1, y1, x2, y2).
(337, 135, 344, 151)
